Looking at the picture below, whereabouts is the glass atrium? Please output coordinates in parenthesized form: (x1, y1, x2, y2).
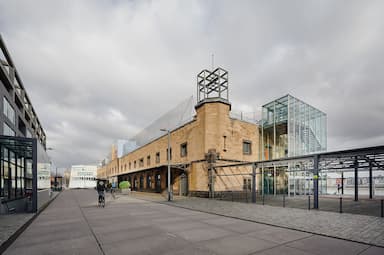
(261, 94, 327, 160)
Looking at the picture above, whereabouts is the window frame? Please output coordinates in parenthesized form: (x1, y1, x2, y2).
(3, 97, 15, 125)
(243, 140, 252, 155)
(155, 152, 160, 163)
(180, 142, 188, 157)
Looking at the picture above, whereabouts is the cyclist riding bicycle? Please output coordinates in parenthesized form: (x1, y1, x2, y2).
(97, 180, 106, 205)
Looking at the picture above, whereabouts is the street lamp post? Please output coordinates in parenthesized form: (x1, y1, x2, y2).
(160, 128, 172, 201)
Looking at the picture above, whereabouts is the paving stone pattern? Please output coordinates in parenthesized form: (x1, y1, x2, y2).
(0, 214, 34, 247)
(0, 191, 60, 251)
(159, 196, 384, 247)
(3, 190, 384, 255)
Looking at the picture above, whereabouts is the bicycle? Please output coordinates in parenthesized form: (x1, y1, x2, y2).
(98, 192, 105, 208)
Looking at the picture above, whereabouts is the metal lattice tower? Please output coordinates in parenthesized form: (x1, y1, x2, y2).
(197, 67, 229, 104)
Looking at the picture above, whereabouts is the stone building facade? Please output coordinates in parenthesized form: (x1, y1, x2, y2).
(97, 99, 260, 196)
(97, 67, 326, 197)
(97, 67, 262, 196)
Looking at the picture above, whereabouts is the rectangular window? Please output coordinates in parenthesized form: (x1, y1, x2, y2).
(166, 148, 172, 160)
(134, 161, 136, 168)
(3, 123, 15, 136)
(243, 178, 251, 191)
(156, 152, 160, 163)
(129, 162, 131, 169)
(139, 158, 144, 167)
(3, 97, 15, 125)
(243, 140, 252, 155)
(180, 143, 187, 157)
(147, 155, 150, 166)
(3, 161, 9, 198)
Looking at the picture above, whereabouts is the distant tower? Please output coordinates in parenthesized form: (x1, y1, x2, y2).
(111, 144, 117, 161)
(196, 67, 230, 108)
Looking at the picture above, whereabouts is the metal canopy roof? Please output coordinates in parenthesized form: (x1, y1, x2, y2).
(0, 135, 34, 159)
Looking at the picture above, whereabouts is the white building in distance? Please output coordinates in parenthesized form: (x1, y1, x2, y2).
(68, 165, 97, 189)
(37, 162, 51, 189)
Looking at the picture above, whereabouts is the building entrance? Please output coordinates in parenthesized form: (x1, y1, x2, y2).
(263, 173, 274, 195)
(155, 173, 161, 193)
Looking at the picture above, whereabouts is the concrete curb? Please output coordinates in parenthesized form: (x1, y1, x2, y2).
(0, 191, 62, 254)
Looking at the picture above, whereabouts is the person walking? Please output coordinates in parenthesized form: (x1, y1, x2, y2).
(111, 181, 116, 199)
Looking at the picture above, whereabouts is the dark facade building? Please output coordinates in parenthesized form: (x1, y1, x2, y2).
(0, 36, 46, 145)
(0, 35, 48, 214)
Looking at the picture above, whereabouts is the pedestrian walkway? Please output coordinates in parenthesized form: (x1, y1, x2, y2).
(3, 189, 384, 254)
(128, 192, 384, 247)
(0, 191, 60, 253)
(0, 214, 34, 251)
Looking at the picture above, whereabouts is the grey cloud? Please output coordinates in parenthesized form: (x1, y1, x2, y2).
(1, 0, 383, 167)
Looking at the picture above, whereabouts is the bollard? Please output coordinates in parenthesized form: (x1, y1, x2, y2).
(283, 195, 285, 208)
(339, 197, 343, 214)
(262, 195, 265, 205)
(308, 195, 311, 210)
(381, 199, 383, 218)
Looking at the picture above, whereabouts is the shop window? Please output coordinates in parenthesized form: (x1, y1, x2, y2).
(147, 175, 152, 189)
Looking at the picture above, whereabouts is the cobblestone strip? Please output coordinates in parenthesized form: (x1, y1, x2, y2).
(162, 197, 384, 247)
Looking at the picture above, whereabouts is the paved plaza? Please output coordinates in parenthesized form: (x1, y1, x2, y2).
(206, 193, 384, 218)
(157, 195, 384, 247)
(3, 190, 384, 255)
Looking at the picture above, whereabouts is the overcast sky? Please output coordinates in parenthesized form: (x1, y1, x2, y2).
(0, 0, 383, 169)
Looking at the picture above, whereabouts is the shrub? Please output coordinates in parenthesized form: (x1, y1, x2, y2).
(119, 181, 131, 189)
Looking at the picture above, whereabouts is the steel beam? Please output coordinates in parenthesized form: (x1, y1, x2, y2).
(369, 161, 373, 199)
(313, 155, 319, 209)
(354, 156, 358, 201)
(252, 164, 256, 203)
(32, 138, 37, 213)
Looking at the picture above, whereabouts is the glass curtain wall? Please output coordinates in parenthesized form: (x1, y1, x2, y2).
(262, 96, 289, 160)
(287, 95, 327, 157)
(261, 95, 327, 197)
(0, 146, 27, 200)
(262, 94, 327, 160)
